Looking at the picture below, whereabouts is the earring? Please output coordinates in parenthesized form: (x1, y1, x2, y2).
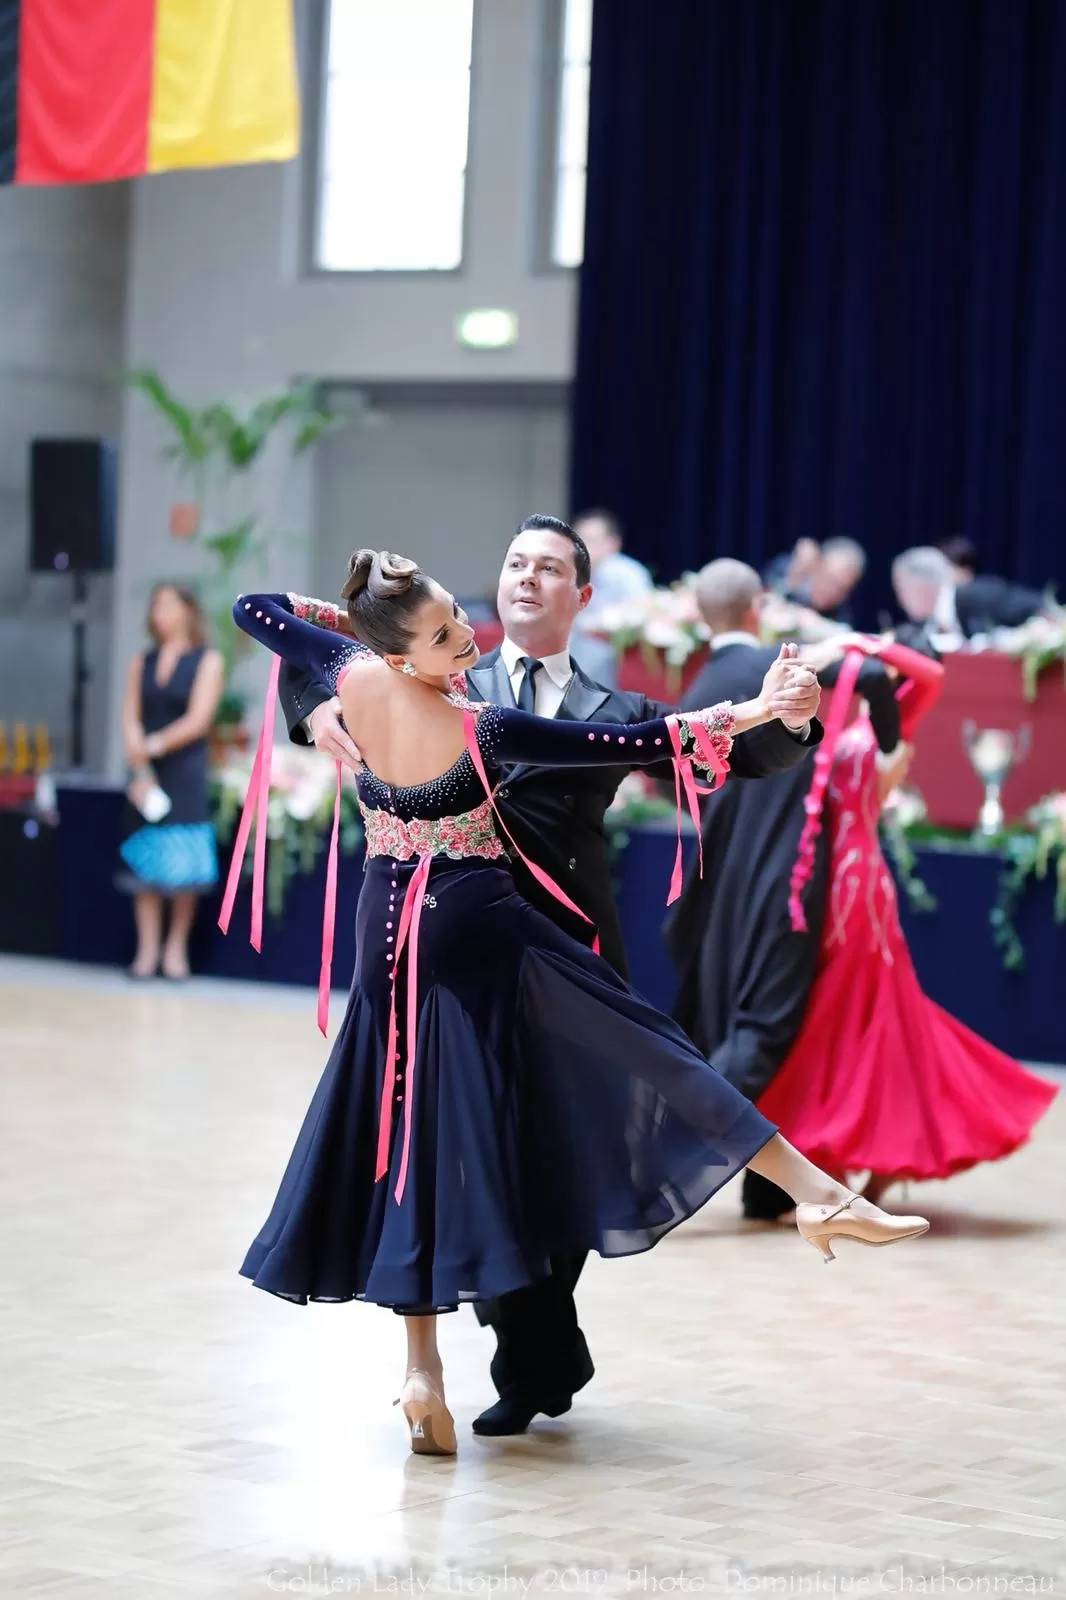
(402, 662, 417, 676)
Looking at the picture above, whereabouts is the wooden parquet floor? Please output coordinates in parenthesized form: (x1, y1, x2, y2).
(2, 957, 1065, 1598)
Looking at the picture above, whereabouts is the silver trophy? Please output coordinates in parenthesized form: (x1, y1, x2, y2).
(961, 721, 1030, 839)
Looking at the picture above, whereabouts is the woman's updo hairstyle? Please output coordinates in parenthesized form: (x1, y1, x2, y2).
(340, 549, 435, 657)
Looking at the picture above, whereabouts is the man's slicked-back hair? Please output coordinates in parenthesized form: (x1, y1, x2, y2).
(511, 514, 591, 587)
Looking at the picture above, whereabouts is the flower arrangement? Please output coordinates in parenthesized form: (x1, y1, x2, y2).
(882, 785, 927, 832)
(757, 593, 849, 645)
(211, 746, 363, 918)
(993, 608, 1066, 701)
(595, 578, 710, 669)
(591, 577, 845, 678)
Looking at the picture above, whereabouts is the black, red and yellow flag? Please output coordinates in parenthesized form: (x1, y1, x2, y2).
(0, 0, 298, 186)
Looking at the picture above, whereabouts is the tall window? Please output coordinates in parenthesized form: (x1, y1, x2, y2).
(551, 0, 593, 268)
(316, 0, 475, 272)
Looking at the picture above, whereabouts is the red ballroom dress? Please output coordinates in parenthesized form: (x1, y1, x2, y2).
(757, 639, 1057, 1183)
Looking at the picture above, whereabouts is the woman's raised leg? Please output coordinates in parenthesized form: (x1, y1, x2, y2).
(747, 1135, 929, 1262)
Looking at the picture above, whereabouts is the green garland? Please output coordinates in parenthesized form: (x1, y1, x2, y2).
(989, 826, 1066, 971)
(605, 790, 1065, 973)
(879, 815, 938, 914)
(207, 755, 1065, 971)
(883, 809, 1066, 970)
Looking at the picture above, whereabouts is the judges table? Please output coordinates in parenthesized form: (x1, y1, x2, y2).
(471, 627, 1066, 829)
(907, 653, 1066, 827)
(612, 823, 1065, 1066)
(3, 786, 1060, 1066)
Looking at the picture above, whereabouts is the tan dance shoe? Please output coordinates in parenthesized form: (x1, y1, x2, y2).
(395, 1369, 457, 1457)
(796, 1193, 929, 1262)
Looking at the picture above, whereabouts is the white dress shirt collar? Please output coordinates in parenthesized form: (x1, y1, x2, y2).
(932, 584, 961, 637)
(499, 635, 573, 689)
(711, 630, 762, 650)
(499, 635, 574, 718)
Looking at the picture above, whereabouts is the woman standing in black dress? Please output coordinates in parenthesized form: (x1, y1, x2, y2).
(119, 584, 224, 979)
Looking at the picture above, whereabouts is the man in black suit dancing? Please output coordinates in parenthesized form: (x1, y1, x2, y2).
(278, 517, 823, 1435)
(667, 559, 901, 1223)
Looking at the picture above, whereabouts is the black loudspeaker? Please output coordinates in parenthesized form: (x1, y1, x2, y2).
(30, 438, 117, 573)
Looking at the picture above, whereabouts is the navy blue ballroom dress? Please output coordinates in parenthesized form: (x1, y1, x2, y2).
(230, 594, 777, 1313)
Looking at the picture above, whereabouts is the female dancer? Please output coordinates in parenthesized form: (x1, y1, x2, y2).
(226, 553, 929, 1457)
(758, 635, 1056, 1199)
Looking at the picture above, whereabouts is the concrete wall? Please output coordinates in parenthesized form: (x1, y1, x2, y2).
(314, 382, 568, 603)
(107, 0, 576, 776)
(0, 183, 129, 772)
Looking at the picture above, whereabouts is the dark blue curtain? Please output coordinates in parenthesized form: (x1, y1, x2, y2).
(570, 0, 1066, 614)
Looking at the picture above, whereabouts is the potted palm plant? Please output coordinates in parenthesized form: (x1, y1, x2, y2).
(125, 369, 340, 753)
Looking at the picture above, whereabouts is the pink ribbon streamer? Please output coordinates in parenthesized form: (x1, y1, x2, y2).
(218, 653, 281, 949)
(787, 647, 865, 932)
(463, 710, 601, 952)
(316, 762, 343, 1037)
(664, 715, 730, 905)
(689, 719, 732, 787)
(376, 710, 615, 1207)
(395, 858, 429, 1204)
(219, 655, 345, 1038)
(249, 657, 281, 952)
(375, 852, 432, 1201)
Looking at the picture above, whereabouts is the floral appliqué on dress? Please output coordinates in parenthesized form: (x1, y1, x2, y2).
(361, 799, 507, 864)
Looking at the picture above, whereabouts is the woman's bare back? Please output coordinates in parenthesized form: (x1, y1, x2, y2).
(339, 659, 471, 788)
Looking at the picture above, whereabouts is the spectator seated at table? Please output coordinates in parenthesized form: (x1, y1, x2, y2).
(763, 538, 821, 596)
(786, 538, 866, 627)
(893, 546, 1050, 646)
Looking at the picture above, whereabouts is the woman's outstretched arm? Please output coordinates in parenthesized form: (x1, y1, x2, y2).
(233, 592, 372, 690)
(480, 696, 771, 777)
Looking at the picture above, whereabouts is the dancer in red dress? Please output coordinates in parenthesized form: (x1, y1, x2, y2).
(757, 635, 1057, 1198)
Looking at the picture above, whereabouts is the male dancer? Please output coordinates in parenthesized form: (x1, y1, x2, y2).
(280, 518, 822, 1434)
